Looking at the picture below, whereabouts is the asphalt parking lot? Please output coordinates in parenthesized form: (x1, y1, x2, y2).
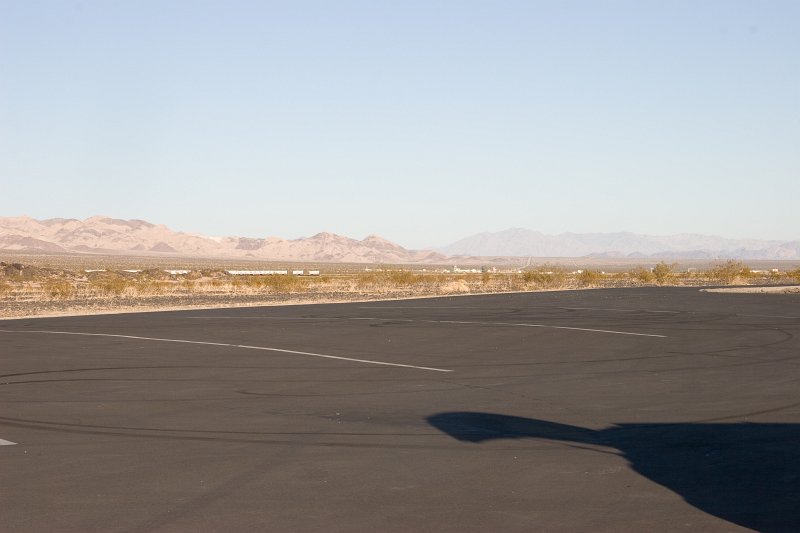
(1, 287, 799, 532)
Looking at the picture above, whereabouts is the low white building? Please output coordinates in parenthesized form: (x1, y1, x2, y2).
(226, 270, 288, 275)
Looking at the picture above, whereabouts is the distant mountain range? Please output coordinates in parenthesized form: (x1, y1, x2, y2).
(2, 217, 798, 262)
(439, 228, 800, 260)
(0, 216, 445, 263)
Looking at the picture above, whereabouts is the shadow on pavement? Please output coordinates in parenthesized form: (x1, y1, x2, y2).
(428, 411, 800, 532)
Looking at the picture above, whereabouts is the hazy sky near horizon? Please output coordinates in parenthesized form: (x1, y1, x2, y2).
(1, 1, 798, 248)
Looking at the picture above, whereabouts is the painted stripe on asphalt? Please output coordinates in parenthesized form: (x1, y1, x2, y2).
(362, 305, 681, 314)
(425, 320, 666, 338)
(359, 306, 482, 309)
(559, 306, 680, 314)
(0, 330, 451, 373)
(738, 313, 800, 320)
(187, 316, 666, 338)
(0, 438, 16, 445)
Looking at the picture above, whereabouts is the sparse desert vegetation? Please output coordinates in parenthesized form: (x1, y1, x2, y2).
(652, 261, 676, 284)
(521, 265, 568, 288)
(576, 269, 604, 287)
(707, 260, 753, 285)
(1, 256, 798, 318)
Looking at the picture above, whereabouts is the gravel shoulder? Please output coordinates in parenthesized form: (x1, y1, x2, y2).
(701, 285, 800, 294)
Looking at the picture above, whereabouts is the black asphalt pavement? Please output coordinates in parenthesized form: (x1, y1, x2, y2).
(1, 287, 799, 532)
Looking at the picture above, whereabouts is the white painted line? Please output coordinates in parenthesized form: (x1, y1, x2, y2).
(0, 330, 451, 373)
(738, 313, 800, 320)
(186, 316, 417, 322)
(0, 438, 16, 446)
(560, 306, 680, 314)
(187, 316, 328, 320)
(359, 306, 482, 309)
(185, 316, 665, 337)
(427, 320, 667, 338)
(361, 305, 681, 314)
(347, 317, 415, 322)
(359, 305, 683, 314)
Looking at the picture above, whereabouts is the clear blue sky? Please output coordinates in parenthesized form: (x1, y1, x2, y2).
(1, 0, 798, 248)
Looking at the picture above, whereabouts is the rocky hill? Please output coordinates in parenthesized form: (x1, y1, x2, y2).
(0, 216, 445, 263)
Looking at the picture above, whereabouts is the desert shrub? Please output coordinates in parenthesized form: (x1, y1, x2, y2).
(227, 274, 306, 293)
(630, 267, 655, 284)
(5, 264, 43, 280)
(262, 274, 308, 293)
(355, 270, 424, 289)
(235, 276, 261, 289)
(787, 268, 800, 283)
(89, 274, 133, 296)
(653, 262, 676, 285)
(2, 263, 23, 278)
(388, 270, 425, 285)
(762, 269, 784, 284)
(43, 279, 75, 299)
(577, 269, 603, 286)
(354, 272, 380, 288)
(522, 266, 567, 288)
(439, 279, 470, 294)
(136, 280, 169, 295)
(0, 280, 12, 296)
(708, 260, 752, 285)
(140, 268, 170, 280)
(312, 274, 331, 285)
